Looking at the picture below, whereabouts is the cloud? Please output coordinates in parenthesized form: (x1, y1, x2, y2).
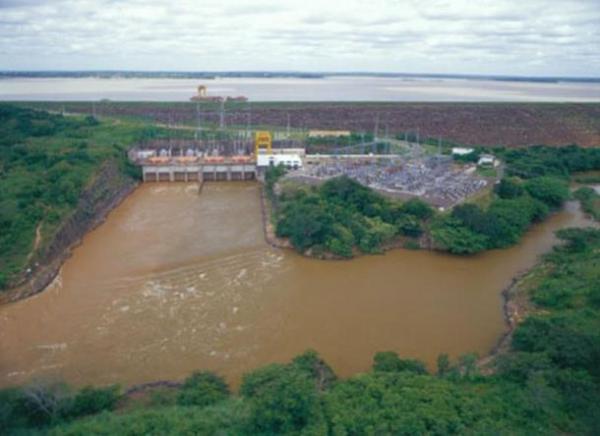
(0, 0, 47, 8)
(0, 0, 598, 76)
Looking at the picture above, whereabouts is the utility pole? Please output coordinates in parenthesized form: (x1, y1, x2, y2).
(219, 100, 225, 130)
(286, 112, 291, 139)
(246, 103, 251, 141)
(168, 112, 173, 153)
(361, 132, 365, 155)
(374, 113, 379, 140)
(195, 102, 201, 140)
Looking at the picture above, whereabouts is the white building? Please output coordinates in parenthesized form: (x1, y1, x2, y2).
(136, 150, 156, 159)
(308, 129, 351, 138)
(452, 147, 474, 156)
(478, 154, 497, 166)
(271, 148, 306, 158)
(256, 153, 302, 169)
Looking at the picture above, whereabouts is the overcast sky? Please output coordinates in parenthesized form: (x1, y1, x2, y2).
(0, 0, 598, 76)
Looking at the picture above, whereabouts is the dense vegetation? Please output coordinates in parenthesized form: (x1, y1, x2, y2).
(574, 186, 600, 222)
(430, 176, 569, 254)
(0, 104, 180, 289)
(3, 228, 599, 434)
(274, 174, 433, 257)
(495, 145, 600, 179)
(272, 145, 600, 257)
(431, 146, 600, 254)
(272, 172, 570, 257)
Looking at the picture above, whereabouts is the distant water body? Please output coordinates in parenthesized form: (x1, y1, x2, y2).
(1, 76, 600, 102)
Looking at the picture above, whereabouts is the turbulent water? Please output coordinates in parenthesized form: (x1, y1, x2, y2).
(1, 76, 600, 102)
(0, 183, 592, 388)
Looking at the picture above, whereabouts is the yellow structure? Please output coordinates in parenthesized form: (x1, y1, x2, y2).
(254, 131, 272, 155)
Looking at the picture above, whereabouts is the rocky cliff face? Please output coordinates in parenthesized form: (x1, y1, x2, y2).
(0, 160, 138, 304)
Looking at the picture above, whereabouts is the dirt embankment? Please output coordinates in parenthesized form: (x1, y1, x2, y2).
(0, 161, 138, 305)
(477, 266, 540, 372)
(259, 187, 292, 250)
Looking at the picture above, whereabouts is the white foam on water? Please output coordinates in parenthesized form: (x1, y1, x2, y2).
(35, 343, 67, 351)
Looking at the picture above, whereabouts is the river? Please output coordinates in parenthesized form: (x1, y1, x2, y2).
(0, 183, 592, 389)
(1, 76, 600, 102)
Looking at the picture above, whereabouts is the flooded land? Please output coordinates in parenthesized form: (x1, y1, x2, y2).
(0, 183, 591, 389)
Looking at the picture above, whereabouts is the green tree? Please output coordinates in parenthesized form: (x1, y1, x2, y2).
(373, 351, 428, 375)
(64, 385, 120, 419)
(431, 216, 489, 254)
(436, 354, 451, 377)
(400, 198, 434, 220)
(292, 350, 337, 391)
(240, 364, 323, 434)
(495, 177, 524, 199)
(176, 371, 229, 407)
(396, 214, 423, 237)
(524, 176, 569, 208)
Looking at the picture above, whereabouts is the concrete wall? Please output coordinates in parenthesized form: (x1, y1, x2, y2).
(142, 164, 257, 182)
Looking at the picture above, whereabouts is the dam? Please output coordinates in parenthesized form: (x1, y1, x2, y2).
(130, 135, 303, 183)
(0, 183, 592, 389)
(130, 139, 258, 182)
(141, 159, 257, 182)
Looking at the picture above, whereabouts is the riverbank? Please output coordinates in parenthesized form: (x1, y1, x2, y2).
(0, 162, 138, 305)
(259, 186, 292, 250)
(477, 268, 537, 371)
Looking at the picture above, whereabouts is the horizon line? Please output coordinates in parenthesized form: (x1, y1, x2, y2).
(0, 70, 599, 81)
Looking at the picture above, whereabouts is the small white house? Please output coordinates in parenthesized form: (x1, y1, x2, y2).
(478, 154, 496, 166)
(452, 147, 474, 156)
(257, 153, 302, 169)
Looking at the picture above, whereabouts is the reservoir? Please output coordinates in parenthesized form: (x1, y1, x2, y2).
(1, 76, 600, 102)
(0, 183, 592, 389)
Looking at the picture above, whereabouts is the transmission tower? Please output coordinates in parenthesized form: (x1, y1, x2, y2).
(195, 102, 201, 140)
(219, 100, 225, 130)
(246, 103, 252, 140)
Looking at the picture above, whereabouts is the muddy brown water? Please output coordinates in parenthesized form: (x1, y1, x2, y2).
(0, 183, 592, 389)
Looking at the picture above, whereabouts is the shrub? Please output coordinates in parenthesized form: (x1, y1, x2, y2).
(292, 350, 337, 391)
(240, 364, 322, 434)
(0, 388, 28, 431)
(397, 214, 423, 237)
(431, 216, 489, 254)
(64, 385, 120, 419)
(524, 177, 569, 208)
(495, 352, 554, 383)
(373, 351, 428, 375)
(495, 177, 525, 199)
(177, 372, 230, 407)
(401, 198, 434, 220)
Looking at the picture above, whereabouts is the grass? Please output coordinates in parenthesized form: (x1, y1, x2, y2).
(477, 165, 497, 178)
